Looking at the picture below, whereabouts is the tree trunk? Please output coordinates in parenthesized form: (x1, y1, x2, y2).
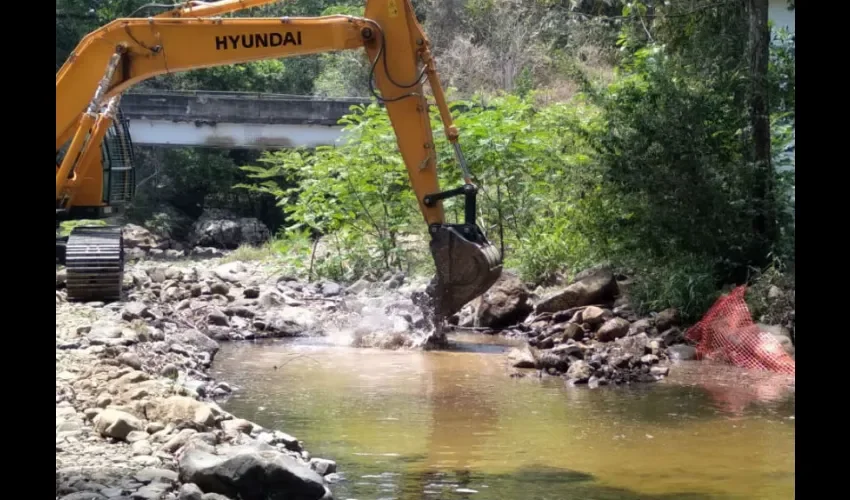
(747, 0, 776, 264)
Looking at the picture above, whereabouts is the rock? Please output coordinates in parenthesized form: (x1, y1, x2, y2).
(561, 323, 584, 341)
(201, 494, 232, 500)
(135, 467, 179, 484)
(93, 409, 143, 440)
(507, 345, 538, 369)
(178, 483, 203, 500)
(132, 482, 170, 500)
(596, 318, 630, 342)
(347, 278, 371, 294)
(629, 318, 652, 336)
(118, 352, 143, 370)
(59, 493, 108, 500)
(221, 418, 254, 435)
(145, 396, 219, 429)
(661, 327, 685, 346)
(122, 302, 150, 321)
(309, 458, 337, 476)
(132, 440, 153, 456)
(655, 308, 681, 332)
(171, 330, 220, 355)
(189, 209, 271, 249)
(160, 428, 198, 454)
(758, 323, 792, 339)
(650, 365, 670, 377)
(320, 282, 342, 297)
(473, 272, 533, 329)
(579, 306, 609, 327)
(535, 268, 619, 314)
(126, 430, 150, 443)
(771, 334, 795, 356)
(210, 283, 230, 296)
(208, 309, 230, 327)
(178, 446, 331, 500)
(667, 344, 697, 361)
(161, 364, 180, 379)
(123, 224, 164, 250)
(767, 285, 784, 299)
(56, 268, 68, 288)
(243, 287, 260, 299)
(566, 360, 593, 383)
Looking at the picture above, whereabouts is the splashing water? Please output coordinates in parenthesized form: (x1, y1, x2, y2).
(315, 279, 443, 349)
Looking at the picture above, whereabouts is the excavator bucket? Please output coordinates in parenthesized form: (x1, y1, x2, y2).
(429, 224, 503, 318)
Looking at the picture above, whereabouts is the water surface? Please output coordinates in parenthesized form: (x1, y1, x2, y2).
(213, 334, 794, 500)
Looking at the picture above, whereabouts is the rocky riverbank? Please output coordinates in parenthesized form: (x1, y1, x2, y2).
(56, 222, 795, 499)
(55, 257, 349, 500)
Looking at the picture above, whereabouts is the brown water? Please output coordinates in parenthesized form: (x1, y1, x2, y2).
(212, 334, 795, 500)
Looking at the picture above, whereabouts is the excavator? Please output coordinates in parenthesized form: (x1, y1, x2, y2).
(56, 0, 502, 320)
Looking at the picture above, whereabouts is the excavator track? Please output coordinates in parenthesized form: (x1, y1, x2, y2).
(65, 225, 124, 302)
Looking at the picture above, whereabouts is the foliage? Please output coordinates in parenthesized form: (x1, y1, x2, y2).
(58, 218, 107, 237)
(58, 0, 795, 320)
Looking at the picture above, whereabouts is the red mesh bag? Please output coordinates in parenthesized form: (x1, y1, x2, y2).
(684, 285, 795, 375)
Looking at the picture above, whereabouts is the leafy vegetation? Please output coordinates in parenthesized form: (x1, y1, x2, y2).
(56, 0, 795, 320)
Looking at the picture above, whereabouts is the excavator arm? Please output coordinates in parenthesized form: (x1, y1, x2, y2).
(55, 0, 502, 317)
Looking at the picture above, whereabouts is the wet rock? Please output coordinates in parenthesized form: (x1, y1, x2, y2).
(309, 458, 337, 476)
(178, 445, 330, 500)
(655, 308, 681, 332)
(650, 365, 670, 377)
(667, 344, 697, 361)
(596, 318, 630, 342)
(473, 272, 533, 329)
(535, 268, 619, 314)
(507, 345, 538, 369)
(566, 360, 593, 383)
(210, 283, 230, 296)
(93, 409, 143, 440)
(537, 350, 569, 372)
(171, 330, 219, 355)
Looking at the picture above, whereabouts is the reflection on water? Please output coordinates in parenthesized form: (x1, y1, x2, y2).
(212, 334, 795, 500)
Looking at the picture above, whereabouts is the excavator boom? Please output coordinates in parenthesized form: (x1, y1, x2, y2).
(56, 0, 502, 319)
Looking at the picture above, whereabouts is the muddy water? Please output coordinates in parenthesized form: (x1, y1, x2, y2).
(212, 334, 795, 500)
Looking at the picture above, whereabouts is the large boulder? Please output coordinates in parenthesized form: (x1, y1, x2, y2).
(123, 224, 166, 251)
(535, 268, 620, 314)
(189, 209, 270, 249)
(178, 445, 332, 500)
(473, 272, 533, 328)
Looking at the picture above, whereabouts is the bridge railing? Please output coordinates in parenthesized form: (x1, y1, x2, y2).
(124, 88, 372, 105)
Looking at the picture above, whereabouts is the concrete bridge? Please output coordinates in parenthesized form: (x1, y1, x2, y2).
(120, 90, 372, 149)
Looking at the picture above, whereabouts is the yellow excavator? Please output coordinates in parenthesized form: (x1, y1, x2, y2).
(56, 0, 502, 319)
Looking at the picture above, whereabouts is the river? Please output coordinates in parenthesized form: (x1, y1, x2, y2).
(212, 333, 795, 500)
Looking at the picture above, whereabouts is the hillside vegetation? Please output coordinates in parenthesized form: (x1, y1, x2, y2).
(56, 0, 795, 321)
